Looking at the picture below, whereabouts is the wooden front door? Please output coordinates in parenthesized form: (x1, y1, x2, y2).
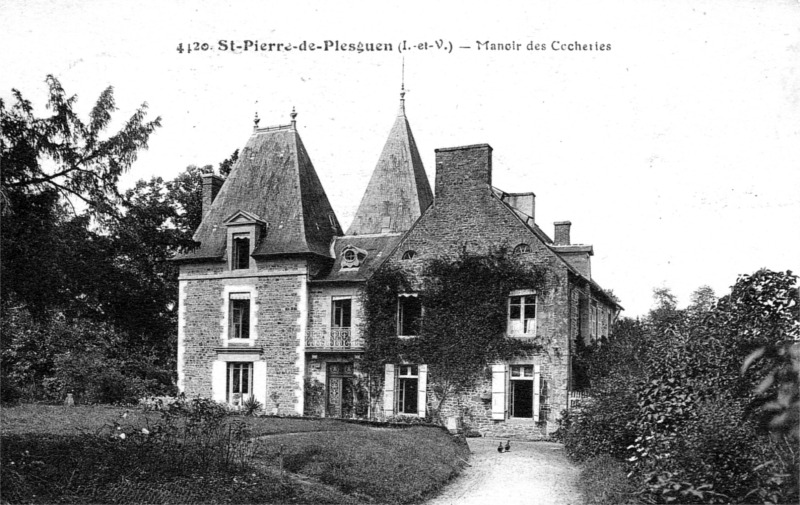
(326, 362, 354, 418)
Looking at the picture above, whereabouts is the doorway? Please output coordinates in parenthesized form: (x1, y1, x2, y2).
(326, 362, 355, 418)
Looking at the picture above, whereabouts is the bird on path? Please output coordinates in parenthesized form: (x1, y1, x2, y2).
(497, 442, 504, 453)
(505, 440, 511, 452)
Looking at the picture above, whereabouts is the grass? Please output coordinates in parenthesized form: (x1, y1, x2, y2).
(579, 454, 641, 505)
(1, 403, 469, 504)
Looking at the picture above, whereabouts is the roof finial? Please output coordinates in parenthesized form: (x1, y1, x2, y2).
(253, 100, 260, 131)
(290, 106, 297, 129)
(399, 57, 406, 115)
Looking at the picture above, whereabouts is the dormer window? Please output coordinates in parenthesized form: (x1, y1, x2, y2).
(223, 210, 266, 271)
(341, 245, 367, 269)
(232, 234, 250, 270)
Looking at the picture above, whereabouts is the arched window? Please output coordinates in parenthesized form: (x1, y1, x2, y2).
(514, 243, 531, 254)
(401, 250, 416, 260)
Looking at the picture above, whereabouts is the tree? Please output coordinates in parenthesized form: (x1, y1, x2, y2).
(1, 75, 161, 215)
(218, 149, 239, 177)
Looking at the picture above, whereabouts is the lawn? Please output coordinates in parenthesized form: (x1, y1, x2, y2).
(0, 403, 469, 504)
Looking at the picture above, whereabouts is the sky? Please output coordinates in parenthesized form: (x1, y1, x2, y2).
(2, 0, 798, 317)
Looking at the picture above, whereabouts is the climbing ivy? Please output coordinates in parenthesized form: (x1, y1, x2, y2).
(360, 248, 549, 420)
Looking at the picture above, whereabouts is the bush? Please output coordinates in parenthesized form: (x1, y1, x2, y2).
(560, 270, 800, 504)
(580, 454, 639, 505)
(558, 383, 639, 462)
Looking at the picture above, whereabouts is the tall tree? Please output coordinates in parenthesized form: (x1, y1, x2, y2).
(1, 75, 161, 215)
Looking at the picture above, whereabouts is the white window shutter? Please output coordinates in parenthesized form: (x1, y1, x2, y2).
(212, 360, 227, 403)
(417, 364, 428, 418)
(383, 364, 395, 418)
(253, 361, 267, 409)
(491, 364, 508, 420)
(533, 364, 541, 422)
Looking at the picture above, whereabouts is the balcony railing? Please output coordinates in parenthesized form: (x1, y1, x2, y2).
(306, 327, 362, 350)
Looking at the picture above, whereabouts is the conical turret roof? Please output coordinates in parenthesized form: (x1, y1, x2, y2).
(346, 93, 433, 235)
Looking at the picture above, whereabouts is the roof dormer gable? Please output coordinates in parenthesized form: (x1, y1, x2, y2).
(223, 210, 266, 227)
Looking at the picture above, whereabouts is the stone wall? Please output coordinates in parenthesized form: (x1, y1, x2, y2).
(179, 257, 308, 415)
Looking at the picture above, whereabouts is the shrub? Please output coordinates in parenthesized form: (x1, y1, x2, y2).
(580, 454, 639, 505)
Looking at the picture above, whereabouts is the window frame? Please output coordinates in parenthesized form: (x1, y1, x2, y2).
(397, 294, 422, 338)
(397, 365, 419, 415)
(232, 233, 251, 270)
(229, 293, 251, 341)
(513, 243, 531, 254)
(507, 290, 537, 336)
(227, 361, 254, 408)
(331, 298, 352, 328)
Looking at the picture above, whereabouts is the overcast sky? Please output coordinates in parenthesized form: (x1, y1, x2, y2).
(2, 0, 798, 317)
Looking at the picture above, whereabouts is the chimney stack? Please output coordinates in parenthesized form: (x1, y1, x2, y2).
(554, 221, 571, 245)
(202, 173, 224, 215)
(434, 144, 493, 201)
(506, 192, 535, 219)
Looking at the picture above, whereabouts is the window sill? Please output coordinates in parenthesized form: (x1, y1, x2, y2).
(398, 335, 419, 339)
(506, 417, 537, 424)
(227, 339, 255, 346)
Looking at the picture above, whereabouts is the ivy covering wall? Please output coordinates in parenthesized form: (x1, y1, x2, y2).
(360, 248, 551, 420)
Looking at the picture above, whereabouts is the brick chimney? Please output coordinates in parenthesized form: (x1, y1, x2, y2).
(434, 144, 493, 201)
(506, 192, 535, 219)
(554, 221, 571, 245)
(202, 173, 224, 214)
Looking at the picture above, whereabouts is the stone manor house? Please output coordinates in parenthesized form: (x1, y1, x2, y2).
(175, 90, 621, 438)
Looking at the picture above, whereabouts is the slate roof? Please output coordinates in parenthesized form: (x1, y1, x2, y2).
(313, 234, 403, 282)
(175, 123, 341, 262)
(346, 97, 433, 235)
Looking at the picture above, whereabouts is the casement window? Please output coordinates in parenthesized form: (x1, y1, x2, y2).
(508, 292, 536, 336)
(397, 294, 421, 337)
(591, 303, 598, 340)
(383, 364, 428, 417)
(229, 294, 250, 339)
(227, 362, 253, 407)
(232, 234, 250, 270)
(492, 363, 543, 421)
(331, 298, 352, 328)
(397, 365, 419, 415)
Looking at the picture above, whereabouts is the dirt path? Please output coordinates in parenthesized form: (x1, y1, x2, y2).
(425, 438, 583, 505)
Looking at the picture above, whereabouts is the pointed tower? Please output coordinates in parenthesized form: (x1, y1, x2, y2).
(346, 86, 433, 235)
(181, 109, 342, 261)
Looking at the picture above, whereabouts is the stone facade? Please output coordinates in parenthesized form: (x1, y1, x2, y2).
(176, 103, 619, 439)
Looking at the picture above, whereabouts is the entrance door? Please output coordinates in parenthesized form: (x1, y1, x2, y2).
(326, 362, 354, 418)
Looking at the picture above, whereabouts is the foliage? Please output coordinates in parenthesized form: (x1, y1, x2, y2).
(1, 305, 175, 403)
(303, 377, 326, 416)
(241, 395, 263, 416)
(1, 75, 161, 214)
(579, 454, 640, 505)
(1, 403, 470, 505)
(418, 249, 547, 414)
(559, 269, 799, 504)
(361, 249, 546, 421)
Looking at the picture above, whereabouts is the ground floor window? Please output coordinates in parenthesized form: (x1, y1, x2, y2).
(510, 365, 534, 417)
(227, 362, 253, 407)
(397, 365, 418, 414)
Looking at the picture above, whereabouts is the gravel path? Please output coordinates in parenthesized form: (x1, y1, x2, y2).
(425, 438, 583, 505)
